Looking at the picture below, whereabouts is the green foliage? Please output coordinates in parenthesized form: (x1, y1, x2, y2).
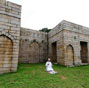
(39, 28, 51, 33)
(0, 63, 89, 88)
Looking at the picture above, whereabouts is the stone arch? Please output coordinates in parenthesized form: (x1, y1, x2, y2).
(66, 44, 74, 66)
(29, 41, 40, 63)
(0, 35, 13, 71)
(0, 34, 13, 43)
(1, 32, 14, 40)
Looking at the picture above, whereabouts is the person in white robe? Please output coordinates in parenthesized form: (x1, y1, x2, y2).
(45, 58, 57, 74)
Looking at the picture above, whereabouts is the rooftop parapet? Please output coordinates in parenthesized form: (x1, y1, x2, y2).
(48, 20, 89, 38)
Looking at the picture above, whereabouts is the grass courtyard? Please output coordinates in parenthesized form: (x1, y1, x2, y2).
(0, 63, 89, 88)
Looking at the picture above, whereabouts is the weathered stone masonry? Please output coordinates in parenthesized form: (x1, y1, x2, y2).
(19, 28, 48, 63)
(1, 0, 89, 74)
(48, 20, 89, 66)
(0, 0, 21, 74)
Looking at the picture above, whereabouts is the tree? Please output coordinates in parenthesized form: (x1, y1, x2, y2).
(39, 28, 51, 33)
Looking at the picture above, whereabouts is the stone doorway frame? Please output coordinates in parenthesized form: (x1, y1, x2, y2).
(51, 42, 57, 63)
(80, 41, 88, 63)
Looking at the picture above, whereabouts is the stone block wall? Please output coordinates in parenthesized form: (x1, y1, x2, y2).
(62, 20, 89, 66)
(63, 30, 89, 66)
(19, 28, 48, 63)
(0, 0, 21, 74)
(48, 27, 65, 65)
(63, 30, 81, 66)
(48, 20, 89, 66)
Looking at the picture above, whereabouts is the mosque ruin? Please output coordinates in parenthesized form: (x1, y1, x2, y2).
(0, 0, 89, 74)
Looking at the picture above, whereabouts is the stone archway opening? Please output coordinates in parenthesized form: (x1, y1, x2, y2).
(66, 45, 74, 66)
(80, 41, 88, 63)
(0, 35, 13, 72)
(29, 42, 40, 63)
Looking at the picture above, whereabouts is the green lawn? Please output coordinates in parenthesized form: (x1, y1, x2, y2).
(0, 63, 89, 88)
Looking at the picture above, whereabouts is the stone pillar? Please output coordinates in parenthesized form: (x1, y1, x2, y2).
(0, 0, 6, 4)
(73, 43, 82, 65)
(57, 40, 65, 65)
(0, 0, 21, 74)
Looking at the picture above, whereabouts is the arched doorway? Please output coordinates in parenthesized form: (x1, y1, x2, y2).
(29, 42, 40, 63)
(66, 45, 74, 66)
(0, 35, 13, 71)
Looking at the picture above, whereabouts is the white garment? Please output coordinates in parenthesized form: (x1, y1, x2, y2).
(49, 70, 57, 74)
(45, 61, 54, 71)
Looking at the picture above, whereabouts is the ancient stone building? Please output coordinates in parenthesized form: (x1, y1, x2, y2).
(18, 20, 89, 67)
(48, 20, 89, 66)
(0, 0, 89, 74)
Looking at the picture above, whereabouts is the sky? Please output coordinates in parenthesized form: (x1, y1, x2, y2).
(7, 0, 89, 30)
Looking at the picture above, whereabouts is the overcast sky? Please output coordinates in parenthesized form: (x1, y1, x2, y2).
(7, 0, 89, 30)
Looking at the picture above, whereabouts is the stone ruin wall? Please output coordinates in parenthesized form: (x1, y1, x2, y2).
(48, 20, 89, 66)
(19, 28, 48, 63)
(62, 20, 89, 66)
(48, 23, 65, 65)
(0, 0, 21, 74)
